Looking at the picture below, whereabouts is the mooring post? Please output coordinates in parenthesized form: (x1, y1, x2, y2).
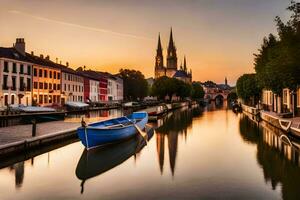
(32, 119, 37, 137)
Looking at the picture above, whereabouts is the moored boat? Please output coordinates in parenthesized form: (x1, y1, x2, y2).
(77, 111, 148, 149)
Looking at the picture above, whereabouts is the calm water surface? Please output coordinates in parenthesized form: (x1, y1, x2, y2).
(0, 104, 300, 199)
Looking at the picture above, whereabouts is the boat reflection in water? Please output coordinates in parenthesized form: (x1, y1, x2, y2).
(75, 126, 154, 194)
(239, 114, 300, 199)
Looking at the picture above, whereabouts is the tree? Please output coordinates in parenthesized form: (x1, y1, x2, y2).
(191, 82, 205, 99)
(118, 69, 148, 100)
(254, 1, 300, 94)
(151, 76, 169, 100)
(151, 76, 192, 100)
(236, 74, 261, 106)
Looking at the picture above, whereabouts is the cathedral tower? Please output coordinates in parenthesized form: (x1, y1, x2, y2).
(155, 33, 164, 69)
(155, 33, 166, 78)
(167, 28, 177, 70)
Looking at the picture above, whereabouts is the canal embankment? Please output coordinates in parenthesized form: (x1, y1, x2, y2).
(0, 101, 197, 159)
(241, 103, 300, 138)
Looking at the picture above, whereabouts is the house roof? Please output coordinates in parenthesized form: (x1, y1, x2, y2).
(173, 70, 190, 78)
(0, 47, 32, 63)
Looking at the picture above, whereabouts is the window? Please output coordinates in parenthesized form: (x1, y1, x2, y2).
(4, 61, 9, 72)
(57, 84, 60, 90)
(44, 95, 48, 104)
(44, 82, 48, 90)
(20, 77, 24, 91)
(57, 72, 60, 79)
(73, 85, 74, 92)
(12, 63, 17, 73)
(53, 83, 56, 90)
(298, 88, 300, 107)
(39, 95, 43, 104)
(49, 71, 52, 78)
(11, 95, 15, 105)
(39, 82, 43, 89)
(27, 78, 31, 91)
(54, 71, 57, 79)
(44, 70, 48, 78)
(49, 95, 52, 103)
(68, 84, 70, 91)
(34, 82, 38, 89)
(49, 83, 52, 90)
(39, 69, 43, 77)
(27, 65, 31, 75)
(4, 95, 8, 106)
(12, 76, 16, 90)
(3, 75, 8, 90)
(34, 68, 37, 76)
(283, 89, 288, 104)
(20, 64, 24, 74)
(64, 84, 66, 91)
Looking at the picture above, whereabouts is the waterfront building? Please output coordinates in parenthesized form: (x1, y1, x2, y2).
(261, 88, 300, 115)
(76, 70, 100, 103)
(27, 53, 61, 107)
(0, 39, 33, 107)
(154, 28, 192, 83)
(107, 75, 123, 101)
(60, 64, 84, 104)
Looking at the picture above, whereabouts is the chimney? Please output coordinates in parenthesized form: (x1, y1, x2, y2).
(31, 51, 34, 55)
(56, 58, 58, 63)
(45, 55, 50, 60)
(66, 62, 69, 67)
(14, 38, 25, 56)
(40, 54, 44, 59)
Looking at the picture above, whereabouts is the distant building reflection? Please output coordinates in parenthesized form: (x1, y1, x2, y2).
(239, 114, 300, 199)
(155, 106, 202, 176)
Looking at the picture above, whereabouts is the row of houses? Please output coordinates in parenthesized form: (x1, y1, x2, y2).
(0, 38, 123, 108)
(261, 88, 300, 116)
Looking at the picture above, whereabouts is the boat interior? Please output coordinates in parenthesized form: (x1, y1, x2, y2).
(88, 112, 146, 129)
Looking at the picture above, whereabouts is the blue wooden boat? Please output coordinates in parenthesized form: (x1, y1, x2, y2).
(77, 112, 148, 149)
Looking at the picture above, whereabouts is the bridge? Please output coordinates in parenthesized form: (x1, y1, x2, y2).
(204, 90, 231, 101)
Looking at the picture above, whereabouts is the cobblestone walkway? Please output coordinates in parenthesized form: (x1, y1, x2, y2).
(0, 121, 81, 145)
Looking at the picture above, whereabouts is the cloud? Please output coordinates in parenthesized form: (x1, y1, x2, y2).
(8, 10, 153, 41)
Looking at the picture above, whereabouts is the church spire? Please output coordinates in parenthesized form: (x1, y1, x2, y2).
(183, 56, 187, 72)
(155, 33, 164, 68)
(168, 27, 175, 51)
(167, 27, 177, 69)
(157, 33, 162, 55)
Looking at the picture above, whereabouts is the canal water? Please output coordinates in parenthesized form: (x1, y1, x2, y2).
(0, 104, 300, 199)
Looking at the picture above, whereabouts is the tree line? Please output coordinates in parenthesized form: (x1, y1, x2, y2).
(237, 1, 300, 105)
(118, 69, 204, 101)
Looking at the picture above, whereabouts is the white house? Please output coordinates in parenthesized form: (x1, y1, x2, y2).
(0, 39, 33, 107)
(61, 64, 84, 104)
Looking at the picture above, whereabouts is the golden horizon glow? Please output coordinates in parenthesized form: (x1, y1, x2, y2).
(0, 0, 290, 85)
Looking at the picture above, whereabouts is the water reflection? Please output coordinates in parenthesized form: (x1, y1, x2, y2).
(155, 106, 203, 176)
(9, 162, 24, 189)
(75, 128, 154, 194)
(65, 109, 123, 123)
(239, 114, 300, 200)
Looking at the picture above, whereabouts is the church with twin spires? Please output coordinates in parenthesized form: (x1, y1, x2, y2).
(154, 28, 192, 83)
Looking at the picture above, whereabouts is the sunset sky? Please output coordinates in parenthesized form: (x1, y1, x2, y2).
(0, 0, 291, 85)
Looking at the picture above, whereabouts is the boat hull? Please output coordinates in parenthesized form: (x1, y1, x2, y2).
(77, 112, 148, 149)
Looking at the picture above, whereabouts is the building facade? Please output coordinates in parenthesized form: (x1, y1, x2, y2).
(154, 28, 192, 83)
(29, 55, 61, 107)
(107, 76, 123, 101)
(61, 66, 84, 104)
(0, 43, 32, 107)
